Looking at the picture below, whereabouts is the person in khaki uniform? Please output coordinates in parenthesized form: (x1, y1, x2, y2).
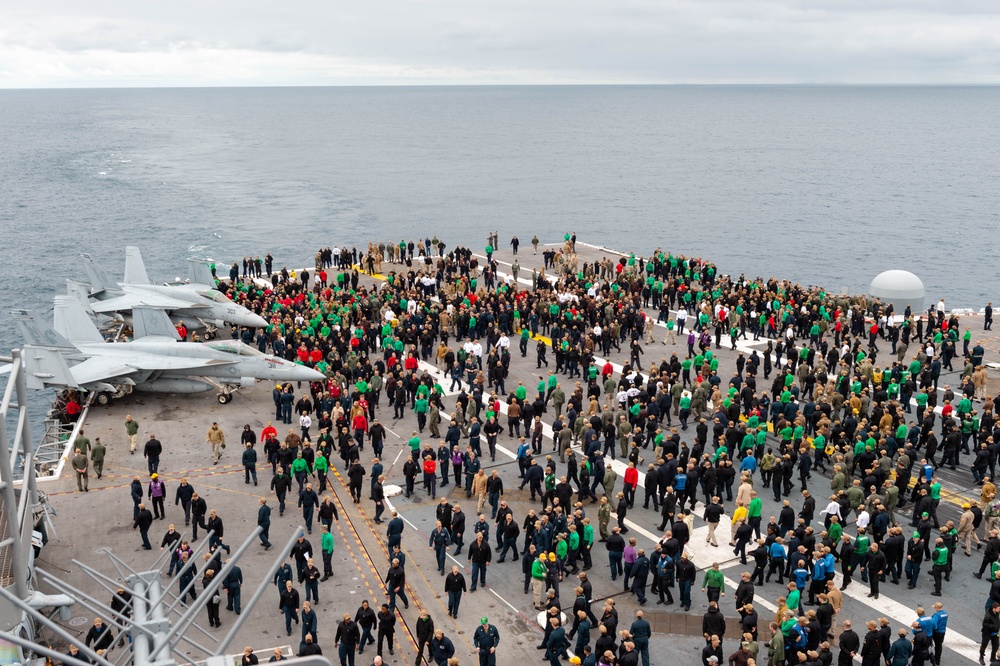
(125, 415, 139, 454)
(471, 469, 489, 514)
(72, 448, 89, 492)
(958, 502, 981, 555)
(207, 422, 226, 464)
(91, 437, 106, 479)
(597, 496, 611, 540)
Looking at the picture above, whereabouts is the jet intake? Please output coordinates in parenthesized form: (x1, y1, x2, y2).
(239, 377, 256, 389)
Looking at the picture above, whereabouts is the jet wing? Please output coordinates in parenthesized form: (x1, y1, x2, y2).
(72, 354, 233, 385)
(90, 294, 207, 313)
(70, 356, 140, 386)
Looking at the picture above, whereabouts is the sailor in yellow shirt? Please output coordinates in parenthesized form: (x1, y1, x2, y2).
(730, 501, 749, 546)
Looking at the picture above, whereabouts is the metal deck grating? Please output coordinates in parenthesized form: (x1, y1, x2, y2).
(0, 494, 14, 588)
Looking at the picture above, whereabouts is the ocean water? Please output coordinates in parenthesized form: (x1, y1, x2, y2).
(2, 85, 998, 426)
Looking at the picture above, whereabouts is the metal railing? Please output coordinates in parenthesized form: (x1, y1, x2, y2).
(0, 350, 38, 605)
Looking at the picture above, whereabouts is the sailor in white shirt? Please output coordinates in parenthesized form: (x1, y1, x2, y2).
(820, 498, 842, 522)
(615, 389, 628, 407)
(495, 334, 510, 351)
(855, 506, 870, 531)
(676, 307, 688, 333)
(471, 341, 484, 368)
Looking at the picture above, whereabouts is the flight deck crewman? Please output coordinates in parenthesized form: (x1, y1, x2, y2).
(207, 422, 226, 464)
(125, 415, 139, 454)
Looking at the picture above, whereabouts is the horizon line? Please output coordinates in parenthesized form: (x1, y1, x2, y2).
(2, 82, 1000, 92)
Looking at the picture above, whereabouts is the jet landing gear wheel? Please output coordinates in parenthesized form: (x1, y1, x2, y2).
(96, 392, 113, 406)
(217, 392, 234, 404)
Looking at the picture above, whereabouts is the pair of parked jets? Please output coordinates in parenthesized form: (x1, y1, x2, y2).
(11, 248, 323, 404)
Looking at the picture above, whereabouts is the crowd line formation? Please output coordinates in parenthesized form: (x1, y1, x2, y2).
(66, 233, 1000, 666)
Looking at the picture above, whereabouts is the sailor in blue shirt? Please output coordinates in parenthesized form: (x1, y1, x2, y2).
(766, 538, 787, 584)
(792, 563, 809, 592)
(915, 607, 936, 638)
(931, 601, 948, 666)
(809, 556, 827, 604)
(739, 456, 757, 475)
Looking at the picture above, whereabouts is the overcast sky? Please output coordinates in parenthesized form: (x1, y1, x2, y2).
(1, 1, 998, 87)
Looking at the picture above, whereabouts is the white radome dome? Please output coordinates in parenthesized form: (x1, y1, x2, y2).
(869, 270, 926, 312)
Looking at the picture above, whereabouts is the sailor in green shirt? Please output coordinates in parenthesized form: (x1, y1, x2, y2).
(582, 520, 594, 554)
(313, 452, 329, 493)
(408, 433, 422, 460)
(567, 528, 581, 567)
(779, 426, 793, 445)
(931, 537, 949, 596)
(747, 495, 763, 536)
(555, 535, 568, 563)
(957, 396, 973, 417)
(792, 425, 804, 445)
(845, 529, 870, 588)
(895, 423, 908, 441)
(701, 562, 725, 603)
(786, 583, 800, 613)
(681, 357, 693, 384)
(678, 393, 692, 429)
(414, 396, 429, 432)
(321, 525, 334, 579)
(915, 389, 929, 417)
(827, 518, 842, 543)
(755, 429, 768, 453)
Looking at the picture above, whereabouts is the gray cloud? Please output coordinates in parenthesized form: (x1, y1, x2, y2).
(0, 0, 998, 86)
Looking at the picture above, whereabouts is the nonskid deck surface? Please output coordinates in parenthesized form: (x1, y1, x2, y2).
(35, 235, 998, 664)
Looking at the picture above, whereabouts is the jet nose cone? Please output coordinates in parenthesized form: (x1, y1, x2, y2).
(290, 365, 326, 382)
(246, 313, 268, 328)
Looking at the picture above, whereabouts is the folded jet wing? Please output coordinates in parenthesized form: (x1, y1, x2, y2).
(87, 292, 210, 314)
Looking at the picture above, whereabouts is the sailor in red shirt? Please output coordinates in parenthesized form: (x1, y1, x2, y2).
(623, 462, 639, 508)
(261, 422, 278, 442)
(422, 455, 438, 499)
(404, 352, 419, 373)
(64, 395, 82, 422)
(352, 412, 369, 448)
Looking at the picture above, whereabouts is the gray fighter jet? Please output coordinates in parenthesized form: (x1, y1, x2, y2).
(13, 295, 323, 404)
(72, 247, 268, 334)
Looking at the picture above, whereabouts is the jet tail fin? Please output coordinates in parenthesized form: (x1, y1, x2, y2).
(124, 246, 151, 285)
(11, 309, 76, 349)
(66, 280, 95, 315)
(187, 258, 217, 287)
(80, 253, 122, 296)
(132, 306, 181, 340)
(20, 346, 81, 390)
(53, 295, 106, 345)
